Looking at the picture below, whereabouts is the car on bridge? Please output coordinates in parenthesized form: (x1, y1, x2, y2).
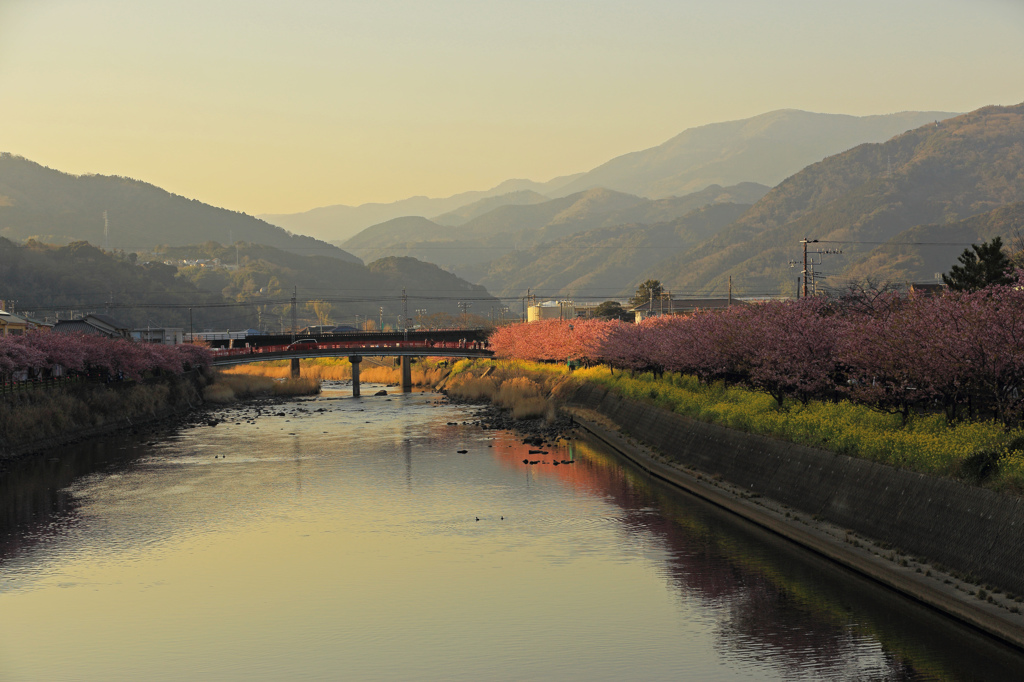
(287, 339, 319, 351)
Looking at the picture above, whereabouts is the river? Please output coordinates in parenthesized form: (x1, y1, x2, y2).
(1, 384, 1023, 681)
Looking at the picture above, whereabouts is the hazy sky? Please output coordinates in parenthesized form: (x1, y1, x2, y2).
(2, 0, 1023, 215)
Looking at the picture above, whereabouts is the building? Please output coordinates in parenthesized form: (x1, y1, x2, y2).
(908, 282, 947, 298)
(629, 297, 742, 323)
(53, 313, 132, 339)
(189, 330, 259, 347)
(0, 309, 31, 336)
(527, 300, 576, 322)
(132, 327, 185, 345)
(299, 325, 336, 336)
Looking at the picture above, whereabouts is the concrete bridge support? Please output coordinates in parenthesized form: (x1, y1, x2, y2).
(290, 358, 300, 379)
(400, 356, 413, 393)
(349, 355, 362, 398)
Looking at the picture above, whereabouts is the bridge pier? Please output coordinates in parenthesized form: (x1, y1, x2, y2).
(400, 356, 413, 393)
(349, 355, 362, 398)
(290, 358, 300, 379)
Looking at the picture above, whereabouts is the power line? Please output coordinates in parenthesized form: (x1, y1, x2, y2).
(816, 240, 975, 246)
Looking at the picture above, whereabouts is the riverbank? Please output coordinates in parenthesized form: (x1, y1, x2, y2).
(441, 359, 1024, 650)
(0, 370, 210, 462)
(566, 400, 1024, 652)
(0, 370, 322, 464)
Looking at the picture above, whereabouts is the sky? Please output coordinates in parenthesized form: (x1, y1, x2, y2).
(1, 0, 1023, 215)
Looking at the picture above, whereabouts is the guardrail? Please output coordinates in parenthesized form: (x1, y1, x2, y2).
(0, 375, 87, 396)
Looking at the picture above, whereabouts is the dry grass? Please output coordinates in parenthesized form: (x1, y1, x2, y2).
(0, 377, 202, 448)
(204, 371, 320, 402)
(273, 377, 321, 396)
(448, 376, 499, 401)
(204, 373, 276, 403)
(446, 371, 556, 421)
(223, 363, 294, 379)
(511, 396, 552, 420)
(224, 359, 448, 387)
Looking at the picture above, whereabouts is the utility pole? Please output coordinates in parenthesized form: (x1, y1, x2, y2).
(189, 307, 193, 343)
(402, 287, 409, 341)
(458, 301, 471, 327)
(291, 287, 297, 342)
(794, 239, 841, 297)
(801, 238, 816, 298)
(728, 276, 732, 306)
(379, 306, 384, 331)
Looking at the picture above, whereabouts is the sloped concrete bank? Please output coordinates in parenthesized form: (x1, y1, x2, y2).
(564, 381, 1024, 650)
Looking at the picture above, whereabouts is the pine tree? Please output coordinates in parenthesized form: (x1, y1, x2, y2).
(942, 237, 1014, 292)
(629, 280, 663, 307)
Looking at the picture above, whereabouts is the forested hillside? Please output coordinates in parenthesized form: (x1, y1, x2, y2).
(0, 238, 499, 332)
(473, 203, 752, 299)
(0, 154, 359, 262)
(843, 202, 1024, 283)
(0, 238, 238, 329)
(162, 243, 498, 329)
(648, 103, 1024, 296)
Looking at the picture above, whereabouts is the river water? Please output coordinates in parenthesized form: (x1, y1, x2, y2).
(1, 384, 1023, 681)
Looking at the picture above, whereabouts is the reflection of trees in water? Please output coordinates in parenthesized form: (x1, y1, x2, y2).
(0, 438, 144, 564)
(492, 443, 933, 680)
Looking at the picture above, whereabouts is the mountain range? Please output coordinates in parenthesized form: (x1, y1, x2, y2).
(338, 102, 1024, 301)
(552, 109, 959, 198)
(342, 183, 770, 273)
(6, 102, 1022, 310)
(260, 109, 958, 243)
(259, 175, 582, 244)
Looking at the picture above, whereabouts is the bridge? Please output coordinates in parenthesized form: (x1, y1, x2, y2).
(208, 329, 493, 397)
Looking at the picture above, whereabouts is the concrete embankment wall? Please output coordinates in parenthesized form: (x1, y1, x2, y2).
(566, 382, 1024, 597)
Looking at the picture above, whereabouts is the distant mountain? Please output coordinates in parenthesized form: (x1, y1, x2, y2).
(471, 202, 753, 299)
(342, 216, 448, 252)
(551, 109, 960, 199)
(644, 103, 1024, 296)
(262, 109, 957, 245)
(432, 190, 550, 226)
(259, 174, 581, 243)
(0, 154, 359, 263)
(343, 184, 769, 274)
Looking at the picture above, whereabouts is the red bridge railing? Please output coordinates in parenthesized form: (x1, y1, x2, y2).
(209, 339, 490, 362)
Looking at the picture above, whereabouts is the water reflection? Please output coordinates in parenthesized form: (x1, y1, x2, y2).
(0, 389, 1022, 681)
(491, 440, 1024, 681)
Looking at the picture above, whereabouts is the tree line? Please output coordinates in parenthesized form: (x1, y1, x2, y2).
(491, 240, 1024, 427)
(0, 333, 211, 385)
